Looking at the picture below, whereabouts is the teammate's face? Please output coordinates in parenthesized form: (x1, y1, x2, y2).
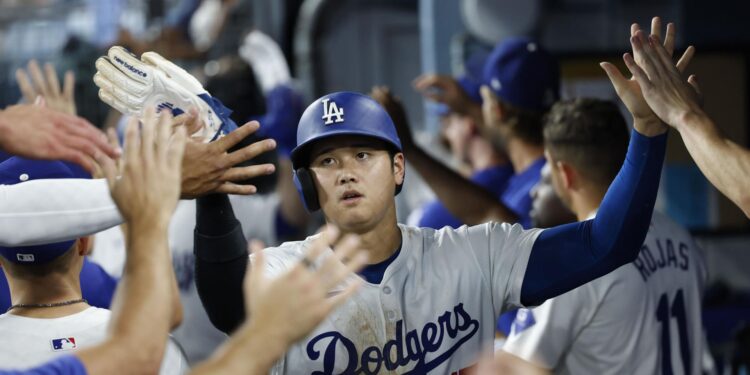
(308, 136, 405, 231)
(530, 164, 575, 228)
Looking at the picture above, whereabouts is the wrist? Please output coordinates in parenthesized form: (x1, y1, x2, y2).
(676, 110, 712, 133)
(632, 117, 668, 137)
(241, 321, 289, 363)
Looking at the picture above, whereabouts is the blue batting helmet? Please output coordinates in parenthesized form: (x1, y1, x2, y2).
(290, 91, 403, 211)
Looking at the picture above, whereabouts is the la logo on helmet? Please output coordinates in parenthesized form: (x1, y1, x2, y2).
(321, 98, 345, 125)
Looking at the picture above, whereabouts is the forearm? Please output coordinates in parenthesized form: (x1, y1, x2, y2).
(0, 179, 122, 246)
(678, 114, 750, 217)
(521, 130, 666, 306)
(80, 223, 172, 374)
(194, 194, 249, 334)
(405, 145, 518, 224)
(189, 323, 286, 375)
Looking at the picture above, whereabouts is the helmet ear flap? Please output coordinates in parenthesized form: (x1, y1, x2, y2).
(293, 167, 320, 212)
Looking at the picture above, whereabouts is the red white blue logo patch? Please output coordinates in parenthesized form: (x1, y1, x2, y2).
(51, 337, 77, 351)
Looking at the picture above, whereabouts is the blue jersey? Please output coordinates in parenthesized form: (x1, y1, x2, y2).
(500, 158, 545, 229)
(0, 258, 117, 311)
(418, 165, 514, 229)
(0, 355, 86, 375)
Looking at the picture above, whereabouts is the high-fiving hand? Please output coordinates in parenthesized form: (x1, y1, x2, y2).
(600, 17, 697, 136)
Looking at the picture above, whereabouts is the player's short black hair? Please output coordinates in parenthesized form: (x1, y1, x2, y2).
(501, 101, 545, 147)
(543, 98, 629, 187)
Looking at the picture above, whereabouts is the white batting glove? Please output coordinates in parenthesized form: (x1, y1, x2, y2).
(93, 46, 236, 142)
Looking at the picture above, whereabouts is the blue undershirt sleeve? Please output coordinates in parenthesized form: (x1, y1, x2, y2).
(520, 130, 667, 306)
(0, 355, 87, 375)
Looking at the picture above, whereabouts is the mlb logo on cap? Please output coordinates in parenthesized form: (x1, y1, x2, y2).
(51, 337, 77, 351)
(0, 157, 90, 264)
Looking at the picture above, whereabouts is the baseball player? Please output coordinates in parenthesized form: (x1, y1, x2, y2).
(194, 87, 667, 373)
(0, 156, 188, 374)
(0, 111, 369, 375)
(411, 37, 558, 229)
(498, 19, 710, 374)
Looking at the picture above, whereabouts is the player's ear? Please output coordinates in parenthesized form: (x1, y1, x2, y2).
(556, 160, 576, 190)
(392, 152, 405, 187)
(76, 236, 92, 256)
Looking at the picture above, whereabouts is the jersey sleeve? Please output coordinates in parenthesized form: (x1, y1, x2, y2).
(465, 222, 543, 314)
(502, 287, 598, 369)
(0, 355, 88, 375)
(0, 178, 122, 246)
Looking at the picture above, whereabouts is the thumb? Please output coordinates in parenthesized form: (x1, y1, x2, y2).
(599, 62, 629, 97)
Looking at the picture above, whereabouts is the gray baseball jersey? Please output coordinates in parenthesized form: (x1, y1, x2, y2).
(502, 212, 709, 375)
(0, 307, 188, 374)
(258, 222, 542, 374)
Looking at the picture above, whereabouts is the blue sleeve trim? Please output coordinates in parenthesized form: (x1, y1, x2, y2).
(521, 130, 667, 306)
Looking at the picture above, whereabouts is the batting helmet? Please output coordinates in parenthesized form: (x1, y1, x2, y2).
(290, 91, 403, 212)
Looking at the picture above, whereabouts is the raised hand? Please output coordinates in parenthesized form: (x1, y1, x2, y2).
(370, 86, 414, 149)
(600, 17, 696, 135)
(16, 60, 77, 116)
(244, 226, 368, 347)
(0, 104, 119, 172)
(97, 109, 186, 224)
(620, 22, 704, 130)
(413, 74, 475, 115)
(180, 120, 277, 198)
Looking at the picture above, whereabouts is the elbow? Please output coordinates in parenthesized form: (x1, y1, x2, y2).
(114, 338, 166, 375)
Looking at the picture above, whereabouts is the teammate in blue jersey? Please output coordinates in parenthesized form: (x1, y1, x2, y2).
(411, 51, 514, 230)
(407, 37, 558, 229)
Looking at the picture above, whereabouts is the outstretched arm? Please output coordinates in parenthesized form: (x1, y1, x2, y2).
(194, 193, 249, 334)
(624, 25, 750, 217)
(522, 128, 666, 306)
(371, 87, 519, 225)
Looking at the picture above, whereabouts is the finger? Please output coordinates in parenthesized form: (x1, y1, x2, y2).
(95, 150, 119, 190)
(325, 278, 362, 310)
(63, 71, 75, 102)
(107, 46, 151, 85)
(44, 62, 62, 96)
(167, 126, 188, 171)
(623, 53, 652, 90)
(15, 69, 36, 103)
(630, 23, 640, 37)
(123, 116, 141, 168)
(50, 112, 118, 158)
(631, 32, 660, 81)
(675, 46, 695, 73)
(248, 239, 265, 254)
(214, 183, 258, 195)
(649, 35, 680, 78)
(95, 57, 151, 98)
(56, 147, 96, 174)
(664, 22, 676, 57)
(27, 60, 50, 97)
(599, 62, 629, 96)
(141, 109, 159, 164)
(98, 88, 135, 116)
(219, 164, 276, 182)
(214, 121, 260, 151)
(157, 109, 173, 162)
(303, 225, 341, 264)
(225, 138, 276, 167)
(650, 17, 662, 48)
